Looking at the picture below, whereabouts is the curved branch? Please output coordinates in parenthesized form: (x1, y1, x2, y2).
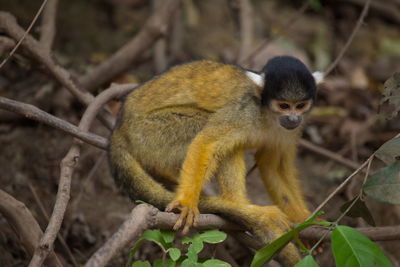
(0, 190, 62, 267)
(79, 0, 180, 91)
(28, 84, 135, 267)
(40, 0, 58, 50)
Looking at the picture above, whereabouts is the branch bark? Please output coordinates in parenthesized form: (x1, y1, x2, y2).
(0, 190, 62, 267)
(85, 204, 400, 267)
(27, 84, 135, 267)
(79, 0, 180, 91)
(40, 0, 58, 50)
(237, 0, 254, 64)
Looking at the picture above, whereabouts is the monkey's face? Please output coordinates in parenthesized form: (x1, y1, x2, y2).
(270, 99, 313, 130)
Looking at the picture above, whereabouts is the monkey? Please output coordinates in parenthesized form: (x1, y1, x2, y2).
(108, 56, 321, 266)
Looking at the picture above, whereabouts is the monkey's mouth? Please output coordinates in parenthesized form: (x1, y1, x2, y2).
(279, 115, 302, 130)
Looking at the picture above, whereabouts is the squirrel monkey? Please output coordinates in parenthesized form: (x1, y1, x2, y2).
(109, 56, 320, 266)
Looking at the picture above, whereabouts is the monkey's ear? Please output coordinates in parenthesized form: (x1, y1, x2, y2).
(246, 71, 265, 87)
(312, 71, 324, 85)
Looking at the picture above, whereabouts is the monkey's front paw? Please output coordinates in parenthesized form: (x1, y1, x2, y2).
(165, 200, 200, 234)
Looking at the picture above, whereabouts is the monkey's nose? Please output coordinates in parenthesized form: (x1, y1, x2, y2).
(279, 115, 302, 130)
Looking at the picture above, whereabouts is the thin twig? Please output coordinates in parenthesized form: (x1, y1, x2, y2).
(323, 0, 372, 76)
(0, 0, 48, 69)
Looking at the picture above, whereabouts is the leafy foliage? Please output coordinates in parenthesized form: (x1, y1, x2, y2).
(363, 161, 400, 204)
(331, 226, 393, 267)
(375, 138, 400, 165)
(130, 229, 229, 267)
(294, 255, 319, 267)
(340, 196, 375, 226)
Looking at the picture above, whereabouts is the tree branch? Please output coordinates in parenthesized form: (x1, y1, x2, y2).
(40, 0, 58, 50)
(0, 189, 62, 267)
(27, 84, 135, 267)
(237, 0, 254, 64)
(85, 204, 400, 267)
(79, 0, 180, 91)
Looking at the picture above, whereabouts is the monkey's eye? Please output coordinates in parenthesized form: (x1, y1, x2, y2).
(279, 103, 290, 110)
(296, 103, 305, 109)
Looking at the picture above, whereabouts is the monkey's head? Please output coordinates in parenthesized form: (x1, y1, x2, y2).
(260, 56, 318, 130)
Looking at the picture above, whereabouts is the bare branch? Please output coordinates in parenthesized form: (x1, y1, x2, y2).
(40, 0, 59, 50)
(0, 96, 108, 149)
(79, 0, 180, 91)
(85, 204, 400, 267)
(0, 0, 48, 69)
(28, 84, 136, 266)
(300, 225, 400, 242)
(0, 189, 62, 267)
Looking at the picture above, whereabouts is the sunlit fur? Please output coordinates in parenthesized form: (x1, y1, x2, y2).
(109, 58, 316, 266)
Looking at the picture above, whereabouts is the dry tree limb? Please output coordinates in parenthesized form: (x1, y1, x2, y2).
(237, 0, 254, 64)
(0, 189, 62, 267)
(0, 36, 16, 55)
(300, 225, 400, 242)
(0, 12, 93, 105)
(0, 96, 108, 149)
(28, 183, 79, 267)
(79, 0, 180, 91)
(27, 84, 136, 267)
(0, 0, 48, 69)
(85, 204, 400, 267)
(40, 0, 58, 50)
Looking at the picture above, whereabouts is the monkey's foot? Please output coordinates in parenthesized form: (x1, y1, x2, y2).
(165, 200, 200, 234)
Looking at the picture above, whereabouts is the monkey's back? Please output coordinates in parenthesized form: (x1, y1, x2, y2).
(125, 60, 259, 114)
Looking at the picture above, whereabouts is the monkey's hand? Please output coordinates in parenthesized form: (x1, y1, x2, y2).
(165, 199, 200, 234)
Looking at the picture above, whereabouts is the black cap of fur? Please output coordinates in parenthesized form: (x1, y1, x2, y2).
(261, 56, 316, 106)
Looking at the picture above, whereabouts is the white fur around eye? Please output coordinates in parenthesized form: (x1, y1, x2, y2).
(246, 71, 265, 87)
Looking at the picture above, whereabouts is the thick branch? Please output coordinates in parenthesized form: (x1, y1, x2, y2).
(79, 0, 180, 91)
(0, 190, 62, 267)
(85, 204, 400, 267)
(40, 0, 58, 50)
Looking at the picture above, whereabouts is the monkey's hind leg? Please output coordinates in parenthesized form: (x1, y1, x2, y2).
(109, 146, 175, 209)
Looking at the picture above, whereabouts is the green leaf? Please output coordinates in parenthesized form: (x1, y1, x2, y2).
(181, 259, 201, 267)
(363, 161, 400, 204)
(250, 220, 319, 267)
(132, 260, 151, 267)
(331, 226, 393, 267)
(203, 259, 231, 267)
(168, 248, 181, 261)
(376, 138, 400, 165)
(294, 255, 319, 267)
(129, 239, 144, 258)
(141, 230, 167, 250)
(182, 236, 193, 244)
(166, 259, 176, 267)
(161, 230, 175, 246)
(154, 259, 162, 267)
(340, 196, 376, 226)
(191, 237, 205, 253)
(198, 230, 227, 244)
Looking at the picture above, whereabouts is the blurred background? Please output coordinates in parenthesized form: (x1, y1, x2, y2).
(0, 0, 399, 266)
